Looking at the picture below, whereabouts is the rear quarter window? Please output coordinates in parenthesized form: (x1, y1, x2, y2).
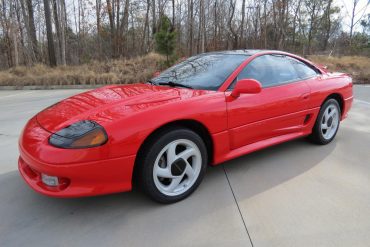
(287, 57, 319, 79)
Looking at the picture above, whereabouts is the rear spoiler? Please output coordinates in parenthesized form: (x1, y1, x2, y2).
(316, 64, 329, 73)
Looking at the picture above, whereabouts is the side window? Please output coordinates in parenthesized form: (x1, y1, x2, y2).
(267, 55, 300, 84)
(231, 55, 300, 88)
(237, 56, 272, 86)
(289, 57, 319, 79)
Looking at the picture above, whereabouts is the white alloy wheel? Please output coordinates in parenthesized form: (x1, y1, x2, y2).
(153, 139, 202, 196)
(320, 103, 340, 140)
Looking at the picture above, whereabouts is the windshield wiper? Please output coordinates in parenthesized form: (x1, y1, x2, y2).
(146, 79, 156, 85)
(158, 81, 193, 89)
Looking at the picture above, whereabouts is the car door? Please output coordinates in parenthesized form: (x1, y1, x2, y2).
(226, 54, 311, 150)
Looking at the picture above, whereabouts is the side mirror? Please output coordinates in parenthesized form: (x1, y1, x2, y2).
(231, 79, 262, 98)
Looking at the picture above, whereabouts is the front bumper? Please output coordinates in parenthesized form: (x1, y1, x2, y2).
(18, 117, 136, 198)
(18, 151, 135, 197)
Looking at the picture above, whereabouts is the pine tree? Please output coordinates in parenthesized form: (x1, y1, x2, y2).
(155, 15, 176, 66)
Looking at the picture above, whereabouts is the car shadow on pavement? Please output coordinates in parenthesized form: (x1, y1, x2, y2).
(0, 137, 336, 246)
(222, 137, 337, 200)
(0, 138, 337, 216)
(0, 165, 250, 246)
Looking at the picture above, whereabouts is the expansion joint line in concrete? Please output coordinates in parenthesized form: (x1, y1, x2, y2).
(222, 165, 254, 247)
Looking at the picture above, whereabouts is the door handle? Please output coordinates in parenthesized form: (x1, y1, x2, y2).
(301, 93, 310, 100)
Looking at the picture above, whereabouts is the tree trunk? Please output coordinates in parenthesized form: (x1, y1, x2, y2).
(116, 0, 120, 54)
(19, 0, 34, 62)
(26, 0, 39, 61)
(187, 0, 193, 55)
(172, 0, 175, 27)
(0, 0, 12, 67)
(292, 0, 301, 48)
(152, 0, 156, 35)
(199, 0, 205, 53)
(59, 0, 67, 65)
(228, 0, 238, 49)
(43, 0, 57, 66)
(263, 0, 267, 48)
(130, 6, 135, 55)
(96, 0, 101, 35)
(10, 2, 19, 66)
(52, 0, 61, 64)
(106, 0, 115, 56)
(96, 0, 102, 57)
(16, 1, 28, 65)
(120, 0, 130, 56)
(213, 0, 217, 50)
(323, 0, 332, 50)
(142, 0, 150, 53)
(240, 0, 246, 48)
(349, 0, 359, 45)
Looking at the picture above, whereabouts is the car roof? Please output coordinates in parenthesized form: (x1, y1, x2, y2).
(199, 49, 282, 56)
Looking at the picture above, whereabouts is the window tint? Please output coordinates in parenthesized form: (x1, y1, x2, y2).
(288, 57, 318, 79)
(237, 55, 275, 86)
(151, 54, 248, 90)
(234, 55, 301, 88)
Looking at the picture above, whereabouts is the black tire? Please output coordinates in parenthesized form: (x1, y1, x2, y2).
(136, 128, 208, 204)
(309, 98, 341, 145)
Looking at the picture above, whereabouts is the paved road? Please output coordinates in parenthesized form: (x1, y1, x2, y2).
(0, 86, 369, 247)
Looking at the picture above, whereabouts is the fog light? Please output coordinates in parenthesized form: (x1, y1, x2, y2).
(41, 173, 59, 187)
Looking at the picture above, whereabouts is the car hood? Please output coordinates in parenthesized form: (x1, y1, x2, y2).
(36, 83, 212, 133)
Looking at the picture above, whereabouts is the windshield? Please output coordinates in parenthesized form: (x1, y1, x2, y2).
(151, 54, 248, 90)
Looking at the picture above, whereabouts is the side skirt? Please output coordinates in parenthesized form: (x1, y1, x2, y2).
(213, 131, 308, 165)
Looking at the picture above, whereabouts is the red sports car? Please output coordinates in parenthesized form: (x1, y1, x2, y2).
(18, 50, 353, 203)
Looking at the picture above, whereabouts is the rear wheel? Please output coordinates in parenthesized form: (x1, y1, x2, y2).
(137, 128, 207, 203)
(309, 98, 341, 145)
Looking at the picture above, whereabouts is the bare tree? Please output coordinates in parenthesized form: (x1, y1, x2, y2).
(187, 0, 194, 55)
(43, 0, 56, 66)
(59, 0, 67, 65)
(142, 0, 150, 53)
(240, 0, 246, 48)
(121, 0, 130, 55)
(10, 1, 19, 66)
(27, 0, 39, 61)
(349, 0, 360, 42)
(0, 0, 368, 70)
(106, 0, 115, 55)
(306, 0, 322, 54)
(199, 0, 205, 53)
(228, 0, 238, 49)
(52, 0, 65, 65)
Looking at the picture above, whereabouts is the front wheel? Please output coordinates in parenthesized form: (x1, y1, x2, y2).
(309, 98, 341, 145)
(137, 128, 208, 203)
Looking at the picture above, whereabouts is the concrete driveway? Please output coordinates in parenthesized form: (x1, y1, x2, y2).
(0, 86, 369, 247)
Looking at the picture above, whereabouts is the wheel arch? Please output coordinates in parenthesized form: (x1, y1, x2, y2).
(322, 93, 344, 116)
(132, 119, 214, 184)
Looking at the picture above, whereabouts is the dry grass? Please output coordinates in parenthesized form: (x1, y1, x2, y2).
(0, 53, 368, 87)
(0, 53, 166, 87)
(309, 55, 370, 84)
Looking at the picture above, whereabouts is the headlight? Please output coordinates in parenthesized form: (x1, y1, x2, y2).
(49, 120, 108, 149)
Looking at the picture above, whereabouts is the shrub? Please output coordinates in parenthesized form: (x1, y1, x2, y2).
(309, 55, 370, 84)
(0, 53, 166, 87)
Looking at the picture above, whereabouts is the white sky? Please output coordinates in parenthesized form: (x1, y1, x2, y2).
(336, 0, 369, 31)
(234, 0, 369, 32)
(64, 0, 369, 33)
